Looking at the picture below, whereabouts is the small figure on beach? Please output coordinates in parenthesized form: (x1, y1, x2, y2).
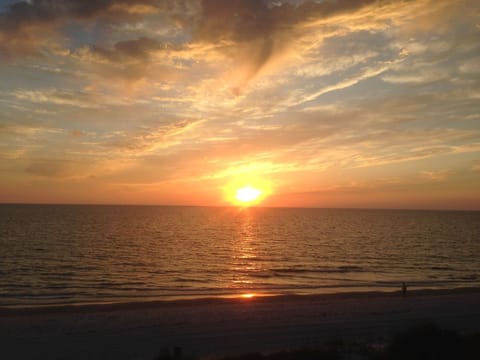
(402, 282, 407, 296)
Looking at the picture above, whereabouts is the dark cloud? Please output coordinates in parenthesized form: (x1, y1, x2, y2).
(192, 0, 379, 44)
(1, 0, 379, 59)
(0, 0, 379, 86)
(1, 0, 102, 35)
(26, 159, 73, 178)
(188, 0, 284, 89)
(70, 129, 86, 138)
(186, 0, 378, 92)
(90, 36, 163, 62)
(81, 37, 173, 82)
(0, 0, 157, 27)
(0, 0, 160, 57)
(192, 0, 273, 43)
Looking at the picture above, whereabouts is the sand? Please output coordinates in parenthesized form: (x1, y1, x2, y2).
(1, 288, 480, 359)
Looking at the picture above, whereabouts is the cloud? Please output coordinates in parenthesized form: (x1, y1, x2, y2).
(26, 159, 74, 178)
(0, 0, 160, 58)
(71, 130, 86, 138)
(0, 15, 59, 58)
(0, 118, 62, 139)
(419, 170, 451, 182)
(459, 57, 480, 74)
(293, 62, 392, 106)
(14, 89, 103, 108)
(190, 0, 379, 43)
(102, 118, 202, 155)
(2, 0, 448, 89)
(75, 36, 178, 82)
(382, 69, 448, 85)
(1, 0, 479, 208)
(0, 121, 43, 136)
(177, 0, 380, 92)
(1, 0, 158, 28)
(23, 158, 125, 180)
(91, 36, 162, 61)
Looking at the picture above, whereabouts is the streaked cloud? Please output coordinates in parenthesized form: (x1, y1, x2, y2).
(14, 89, 103, 108)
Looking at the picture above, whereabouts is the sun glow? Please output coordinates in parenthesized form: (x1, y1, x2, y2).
(241, 293, 256, 299)
(235, 186, 262, 203)
(223, 176, 272, 207)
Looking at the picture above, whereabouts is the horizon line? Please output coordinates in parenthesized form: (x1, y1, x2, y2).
(1, 202, 478, 212)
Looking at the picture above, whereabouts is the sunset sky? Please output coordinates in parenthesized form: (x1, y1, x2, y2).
(1, 0, 479, 209)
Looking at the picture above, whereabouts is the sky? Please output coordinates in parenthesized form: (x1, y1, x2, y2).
(0, 0, 479, 209)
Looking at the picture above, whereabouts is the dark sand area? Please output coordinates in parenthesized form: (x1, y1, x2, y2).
(1, 288, 480, 359)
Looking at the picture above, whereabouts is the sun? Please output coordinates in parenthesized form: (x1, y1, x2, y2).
(235, 186, 262, 203)
(223, 177, 271, 207)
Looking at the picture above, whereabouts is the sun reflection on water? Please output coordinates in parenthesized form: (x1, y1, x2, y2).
(229, 209, 262, 293)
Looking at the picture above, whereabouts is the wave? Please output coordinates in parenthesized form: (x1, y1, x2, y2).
(270, 265, 366, 274)
(2, 205, 480, 308)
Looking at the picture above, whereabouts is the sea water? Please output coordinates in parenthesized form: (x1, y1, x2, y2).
(1, 204, 479, 307)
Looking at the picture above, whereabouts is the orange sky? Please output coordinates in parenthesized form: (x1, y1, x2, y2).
(1, 0, 479, 209)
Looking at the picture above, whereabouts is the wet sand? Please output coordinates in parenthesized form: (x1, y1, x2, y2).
(1, 288, 480, 359)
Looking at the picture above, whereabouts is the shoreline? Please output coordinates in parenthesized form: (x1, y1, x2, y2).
(2, 286, 479, 359)
(2, 285, 480, 314)
(0, 286, 480, 316)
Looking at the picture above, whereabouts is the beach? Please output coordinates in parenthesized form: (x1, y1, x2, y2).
(1, 288, 479, 359)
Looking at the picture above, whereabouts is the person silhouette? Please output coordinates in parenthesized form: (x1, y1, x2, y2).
(402, 282, 407, 296)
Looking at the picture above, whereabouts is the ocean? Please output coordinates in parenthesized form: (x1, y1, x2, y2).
(1, 204, 479, 308)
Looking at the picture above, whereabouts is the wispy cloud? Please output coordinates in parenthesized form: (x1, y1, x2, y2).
(14, 90, 103, 109)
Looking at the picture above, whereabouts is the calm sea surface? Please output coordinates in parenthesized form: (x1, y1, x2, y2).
(1, 205, 479, 307)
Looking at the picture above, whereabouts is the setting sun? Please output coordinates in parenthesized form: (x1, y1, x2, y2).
(235, 186, 262, 203)
(223, 177, 272, 206)
(241, 293, 256, 299)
